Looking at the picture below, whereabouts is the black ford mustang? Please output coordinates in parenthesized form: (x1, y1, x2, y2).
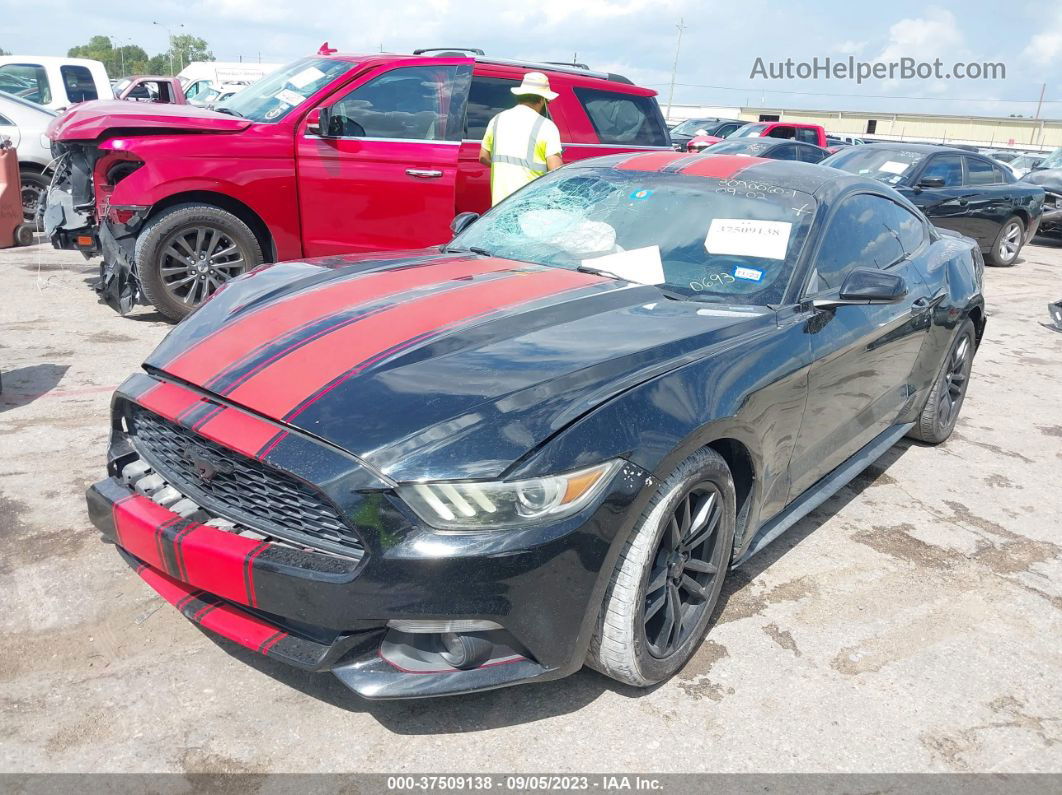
(87, 154, 986, 699)
(823, 143, 1044, 266)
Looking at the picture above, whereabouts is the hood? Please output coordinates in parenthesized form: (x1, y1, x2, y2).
(1022, 168, 1062, 193)
(47, 100, 251, 142)
(145, 251, 770, 481)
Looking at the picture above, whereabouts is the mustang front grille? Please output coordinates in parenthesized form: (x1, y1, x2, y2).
(129, 406, 364, 556)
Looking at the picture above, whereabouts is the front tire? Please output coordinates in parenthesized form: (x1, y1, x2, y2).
(587, 448, 735, 687)
(135, 203, 263, 322)
(907, 319, 976, 444)
(985, 216, 1024, 266)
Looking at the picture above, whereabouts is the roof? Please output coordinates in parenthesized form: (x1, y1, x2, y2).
(323, 51, 643, 90)
(577, 151, 847, 195)
(856, 142, 974, 154)
(0, 55, 105, 68)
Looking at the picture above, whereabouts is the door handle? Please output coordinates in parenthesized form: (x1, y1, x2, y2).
(406, 169, 443, 179)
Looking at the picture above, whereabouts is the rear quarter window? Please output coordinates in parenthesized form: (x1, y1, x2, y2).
(572, 87, 669, 147)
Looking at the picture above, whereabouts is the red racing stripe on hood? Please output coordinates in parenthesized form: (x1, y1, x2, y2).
(225, 268, 604, 421)
(136, 381, 205, 425)
(163, 257, 519, 386)
(194, 405, 284, 460)
(678, 155, 768, 178)
(615, 152, 688, 172)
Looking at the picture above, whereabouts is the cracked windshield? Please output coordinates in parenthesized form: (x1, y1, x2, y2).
(452, 168, 817, 305)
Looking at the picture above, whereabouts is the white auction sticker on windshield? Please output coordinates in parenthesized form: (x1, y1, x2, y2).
(705, 219, 792, 261)
(289, 66, 326, 89)
(878, 160, 909, 175)
(273, 88, 305, 107)
(582, 245, 665, 285)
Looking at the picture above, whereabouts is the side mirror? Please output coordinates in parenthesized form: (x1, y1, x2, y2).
(917, 176, 946, 189)
(450, 212, 479, 237)
(813, 268, 907, 309)
(307, 107, 331, 137)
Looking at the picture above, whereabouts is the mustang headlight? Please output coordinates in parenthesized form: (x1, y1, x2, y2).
(398, 460, 622, 531)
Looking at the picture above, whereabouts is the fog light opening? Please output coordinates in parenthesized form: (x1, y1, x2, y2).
(439, 632, 493, 670)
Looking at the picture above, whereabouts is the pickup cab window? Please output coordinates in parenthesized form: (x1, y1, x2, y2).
(61, 65, 98, 103)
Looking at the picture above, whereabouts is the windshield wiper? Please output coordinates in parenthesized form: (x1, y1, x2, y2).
(215, 107, 244, 117)
(576, 264, 627, 281)
(441, 245, 493, 256)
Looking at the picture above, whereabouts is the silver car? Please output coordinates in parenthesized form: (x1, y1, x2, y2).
(0, 91, 56, 221)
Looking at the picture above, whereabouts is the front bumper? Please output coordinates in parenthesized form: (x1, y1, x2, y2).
(88, 377, 649, 697)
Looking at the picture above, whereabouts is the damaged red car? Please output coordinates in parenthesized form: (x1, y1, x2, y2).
(42, 48, 671, 320)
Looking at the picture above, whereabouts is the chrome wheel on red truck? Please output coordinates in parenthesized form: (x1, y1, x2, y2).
(135, 203, 263, 322)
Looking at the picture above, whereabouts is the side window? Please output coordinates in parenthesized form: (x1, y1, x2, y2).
(808, 194, 907, 293)
(463, 76, 518, 140)
(920, 155, 963, 187)
(796, 145, 826, 163)
(327, 65, 470, 141)
(572, 87, 669, 146)
(714, 122, 742, 137)
(771, 144, 798, 160)
(766, 125, 795, 140)
(60, 65, 98, 103)
(965, 157, 1002, 186)
(0, 64, 52, 105)
(0, 113, 12, 126)
(794, 127, 818, 144)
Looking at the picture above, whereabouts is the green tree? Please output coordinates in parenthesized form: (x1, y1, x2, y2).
(164, 35, 213, 73)
(0, 48, 9, 56)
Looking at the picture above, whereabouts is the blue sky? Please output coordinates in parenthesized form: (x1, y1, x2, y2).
(2, 0, 1060, 118)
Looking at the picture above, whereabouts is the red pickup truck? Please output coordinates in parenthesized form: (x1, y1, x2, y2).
(43, 48, 671, 320)
(687, 121, 828, 152)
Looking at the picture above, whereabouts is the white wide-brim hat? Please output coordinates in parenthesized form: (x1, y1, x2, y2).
(511, 71, 559, 101)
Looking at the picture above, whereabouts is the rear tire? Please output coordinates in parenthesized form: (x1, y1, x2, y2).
(136, 203, 262, 322)
(907, 319, 976, 444)
(985, 216, 1024, 266)
(587, 448, 735, 687)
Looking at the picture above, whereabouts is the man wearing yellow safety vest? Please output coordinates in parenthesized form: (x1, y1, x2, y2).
(479, 72, 564, 205)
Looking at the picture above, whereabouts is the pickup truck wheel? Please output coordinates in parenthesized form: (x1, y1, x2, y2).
(985, 217, 1024, 266)
(136, 204, 262, 322)
(587, 448, 735, 687)
(21, 171, 49, 223)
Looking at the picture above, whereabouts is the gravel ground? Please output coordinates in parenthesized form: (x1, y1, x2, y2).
(1, 237, 1061, 774)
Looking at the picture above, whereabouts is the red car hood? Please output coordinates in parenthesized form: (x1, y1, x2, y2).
(47, 100, 251, 142)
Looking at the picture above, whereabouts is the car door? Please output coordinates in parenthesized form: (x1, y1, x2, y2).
(900, 153, 981, 238)
(296, 61, 472, 256)
(961, 156, 1014, 246)
(788, 192, 935, 498)
(456, 72, 521, 216)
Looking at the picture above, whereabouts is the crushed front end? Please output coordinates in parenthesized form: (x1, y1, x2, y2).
(87, 372, 645, 698)
(44, 139, 147, 313)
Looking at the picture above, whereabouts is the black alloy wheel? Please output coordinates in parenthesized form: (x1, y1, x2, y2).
(935, 330, 972, 434)
(643, 483, 725, 658)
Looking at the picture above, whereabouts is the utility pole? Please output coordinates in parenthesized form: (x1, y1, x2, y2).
(1035, 82, 1046, 120)
(665, 17, 686, 121)
(152, 21, 184, 75)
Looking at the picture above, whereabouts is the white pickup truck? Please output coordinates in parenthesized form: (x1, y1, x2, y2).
(0, 56, 113, 112)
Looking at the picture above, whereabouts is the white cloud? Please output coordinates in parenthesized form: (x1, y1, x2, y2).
(835, 40, 866, 56)
(875, 7, 964, 63)
(1022, 8, 1062, 63)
